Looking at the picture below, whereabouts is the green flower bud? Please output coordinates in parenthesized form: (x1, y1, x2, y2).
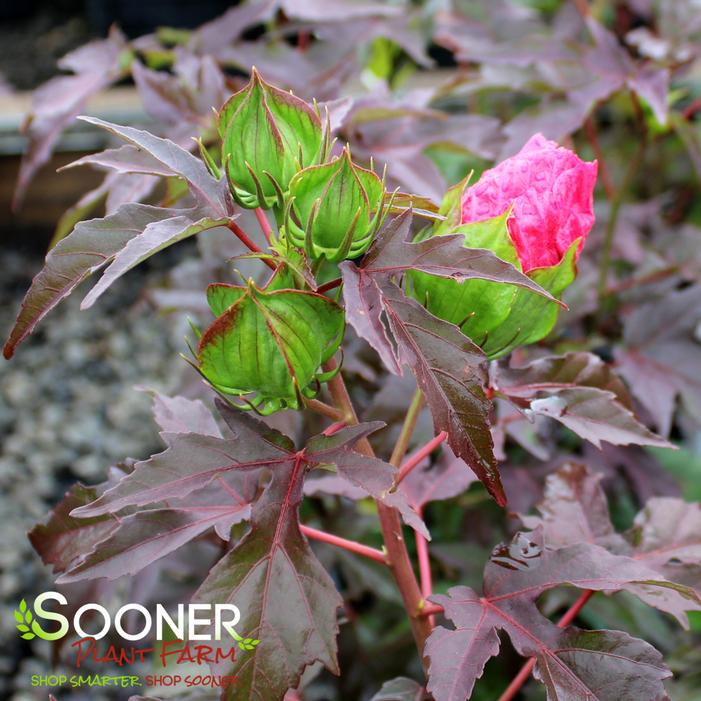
(285, 147, 385, 261)
(410, 212, 578, 360)
(196, 270, 344, 414)
(218, 68, 323, 209)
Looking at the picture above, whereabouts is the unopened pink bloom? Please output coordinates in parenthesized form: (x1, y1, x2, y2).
(461, 134, 598, 273)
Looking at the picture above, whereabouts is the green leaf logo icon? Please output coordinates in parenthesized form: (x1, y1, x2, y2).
(15, 599, 36, 640)
(228, 628, 260, 652)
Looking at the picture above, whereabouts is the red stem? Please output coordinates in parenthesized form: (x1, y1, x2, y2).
(323, 358, 433, 666)
(298, 30, 310, 52)
(227, 221, 277, 271)
(322, 420, 347, 436)
(254, 208, 273, 244)
(496, 590, 595, 701)
(395, 432, 448, 486)
(682, 95, 701, 120)
(300, 525, 386, 564)
(419, 602, 443, 617)
(317, 277, 343, 294)
(415, 507, 435, 626)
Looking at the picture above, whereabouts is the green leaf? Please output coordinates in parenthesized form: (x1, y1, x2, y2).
(197, 279, 344, 412)
(16, 624, 30, 633)
(14, 611, 24, 623)
(21, 632, 35, 640)
(25, 609, 33, 623)
(19, 599, 27, 613)
(431, 172, 472, 237)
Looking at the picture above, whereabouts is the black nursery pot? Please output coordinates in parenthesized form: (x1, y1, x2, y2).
(85, 0, 234, 37)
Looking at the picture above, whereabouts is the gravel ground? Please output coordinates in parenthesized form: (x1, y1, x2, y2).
(0, 247, 189, 699)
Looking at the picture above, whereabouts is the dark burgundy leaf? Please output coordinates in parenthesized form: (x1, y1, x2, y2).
(3, 204, 177, 359)
(195, 452, 342, 701)
(426, 529, 696, 701)
(79, 209, 230, 309)
(378, 282, 502, 505)
(615, 285, 701, 436)
(28, 483, 121, 575)
(77, 117, 233, 216)
(498, 352, 670, 449)
(521, 463, 701, 604)
(499, 352, 632, 406)
(360, 209, 552, 295)
(519, 462, 626, 550)
(57, 500, 251, 583)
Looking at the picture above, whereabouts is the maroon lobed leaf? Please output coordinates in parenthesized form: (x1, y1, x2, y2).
(29, 483, 122, 576)
(57, 497, 252, 583)
(498, 352, 671, 449)
(426, 529, 698, 701)
(521, 463, 701, 609)
(377, 282, 503, 506)
(195, 449, 342, 701)
(4, 204, 173, 358)
(77, 116, 233, 216)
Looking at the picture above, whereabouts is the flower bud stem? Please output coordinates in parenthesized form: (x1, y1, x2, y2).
(254, 208, 273, 244)
(227, 221, 277, 271)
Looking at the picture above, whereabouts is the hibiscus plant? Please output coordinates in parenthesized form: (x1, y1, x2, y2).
(6, 4, 701, 700)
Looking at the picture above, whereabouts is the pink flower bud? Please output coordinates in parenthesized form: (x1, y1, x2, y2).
(461, 134, 598, 273)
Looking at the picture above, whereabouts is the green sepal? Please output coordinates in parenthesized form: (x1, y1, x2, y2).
(431, 171, 472, 237)
(218, 68, 322, 209)
(410, 211, 520, 342)
(197, 277, 345, 413)
(480, 238, 579, 359)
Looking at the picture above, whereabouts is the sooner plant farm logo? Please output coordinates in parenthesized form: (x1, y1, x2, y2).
(14, 592, 259, 650)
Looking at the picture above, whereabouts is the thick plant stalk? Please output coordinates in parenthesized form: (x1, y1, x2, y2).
(300, 525, 386, 564)
(324, 364, 433, 666)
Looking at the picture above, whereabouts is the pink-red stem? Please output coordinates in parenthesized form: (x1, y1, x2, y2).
(395, 431, 448, 486)
(254, 208, 273, 244)
(227, 221, 277, 271)
(300, 525, 386, 564)
(415, 508, 435, 626)
(323, 420, 347, 436)
(317, 277, 343, 294)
